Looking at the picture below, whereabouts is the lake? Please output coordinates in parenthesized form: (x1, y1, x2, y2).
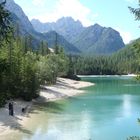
(2, 76, 140, 140)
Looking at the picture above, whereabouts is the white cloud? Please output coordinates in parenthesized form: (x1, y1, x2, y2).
(115, 27, 133, 44)
(32, 0, 98, 26)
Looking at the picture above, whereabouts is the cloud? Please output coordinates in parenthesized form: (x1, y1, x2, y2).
(32, 0, 98, 26)
(115, 27, 133, 44)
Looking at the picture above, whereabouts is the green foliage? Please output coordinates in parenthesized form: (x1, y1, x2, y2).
(19, 52, 39, 100)
(0, 7, 69, 106)
(129, 0, 140, 80)
(129, 0, 140, 20)
(0, 1, 13, 45)
(0, 2, 69, 106)
(38, 41, 50, 56)
(0, 37, 69, 105)
(71, 40, 140, 76)
(74, 56, 116, 75)
(67, 55, 75, 76)
(37, 49, 68, 84)
(2, 33, 70, 104)
(0, 35, 69, 105)
(0, 38, 38, 100)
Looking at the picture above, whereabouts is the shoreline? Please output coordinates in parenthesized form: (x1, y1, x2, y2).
(0, 78, 94, 135)
(78, 74, 137, 77)
(36, 77, 94, 102)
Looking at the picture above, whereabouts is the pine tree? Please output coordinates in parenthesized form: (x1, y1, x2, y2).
(0, 0, 13, 45)
(54, 33, 59, 54)
(129, 1, 140, 20)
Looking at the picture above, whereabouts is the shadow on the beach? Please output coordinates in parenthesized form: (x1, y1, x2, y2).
(40, 86, 68, 98)
(0, 79, 78, 136)
(41, 79, 77, 91)
(56, 80, 77, 89)
(32, 100, 64, 114)
(46, 88, 68, 98)
(1, 115, 32, 135)
(0, 100, 64, 136)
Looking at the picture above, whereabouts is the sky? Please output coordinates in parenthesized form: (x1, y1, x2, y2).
(14, 0, 140, 44)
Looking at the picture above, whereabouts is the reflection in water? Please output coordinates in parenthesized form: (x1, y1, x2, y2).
(123, 95, 131, 117)
(22, 111, 92, 140)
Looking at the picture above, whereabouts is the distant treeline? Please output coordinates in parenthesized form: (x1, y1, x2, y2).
(72, 41, 140, 75)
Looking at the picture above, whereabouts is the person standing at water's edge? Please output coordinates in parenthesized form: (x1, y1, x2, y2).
(8, 102, 14, 116)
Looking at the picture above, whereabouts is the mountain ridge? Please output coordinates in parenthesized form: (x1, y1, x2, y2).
(1, 0, 125, 55)
(31, 17, 125, 54)
(74, 25, 125, 54)
(31, 17, 84, 43)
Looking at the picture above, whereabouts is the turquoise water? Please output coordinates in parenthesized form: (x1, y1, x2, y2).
(2, 76, 140, 140)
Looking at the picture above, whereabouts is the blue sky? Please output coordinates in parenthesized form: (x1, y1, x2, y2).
(14, 0, 139, 44)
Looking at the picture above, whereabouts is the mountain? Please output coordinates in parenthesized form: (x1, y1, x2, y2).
(43, 31, 80, 54)
(73, 24, 125, 54)
(31, 17, 84, 42)
(31, 18, 125, 55)
(1, 0, 125, 55)
(1, 0, 34, 33)
(0, 0, 80, 54)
